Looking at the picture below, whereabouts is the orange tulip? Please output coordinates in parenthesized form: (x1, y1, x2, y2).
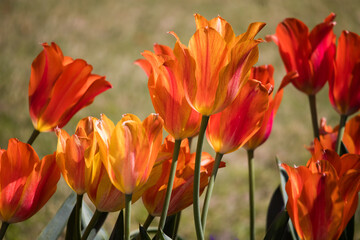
(0, 139, 60, 223)
(142, 136, 225, 216)
(268, 13, 336, 95)
(282, 140, 360, 240)
(206, 79, 270, 154)
(173, 14, 265, 116)
(136, 43, 201, 139)
(244, 65, 296, 150)
(56, 117, 98, 195)
(29, 42, 112, 132)
(96, 113, 163, 195)
(329, 31, 360, 116)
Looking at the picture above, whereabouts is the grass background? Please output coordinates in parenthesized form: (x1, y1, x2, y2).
(0, 0, 360, 239)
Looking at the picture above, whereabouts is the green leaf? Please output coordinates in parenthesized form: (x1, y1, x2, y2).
(138, 225, 151, 240)
(37, 193, 76, 240)
(263, 210, 289, 240)
(81, 202, 108, 240)
(157, 229, 172, 240)
(276, 157, 299, 240)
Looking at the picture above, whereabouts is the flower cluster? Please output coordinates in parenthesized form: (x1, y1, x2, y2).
(1, 11, 360, 240)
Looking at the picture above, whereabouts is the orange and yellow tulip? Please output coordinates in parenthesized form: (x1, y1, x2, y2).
(136, 43, 201, 139)
(173, 14, 265, 116)
(329, 30, 360, 116)
(0, 139, 60, 223)
(96, 113, 163, 195)
(56, 117, 98, 195)
(29, 42, 112, 132)
(206, 78, 271, 154)
(142, 136, 224, 216)
(268, 13, 336, 95)
(282, 140, 360, 240)
(244, 65, 296, 150)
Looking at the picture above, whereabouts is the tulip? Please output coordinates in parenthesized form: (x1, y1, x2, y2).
(142, 136, 224, 216)
(244, 65, 295, 150)
(173, 14, 265, 116)
(56, 117, 98, 195)
(268, 13, 336, 138)
(0, 138, 60, 238)
(268, 13, 336, 95)
(29, 42, 112, 133)
(136, 43, 202, 140)
(170, 15, 264, 239)
(282, 140, 360, 240)
(329, 31, 360, 116)
(206, 78, 271, 154)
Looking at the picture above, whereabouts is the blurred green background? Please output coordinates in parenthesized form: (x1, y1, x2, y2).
(1, 0, 359, 239)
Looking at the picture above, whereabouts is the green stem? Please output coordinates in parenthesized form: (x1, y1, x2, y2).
(172, 212, 181, 240)
(0, 222, 9, 240)
(193, 115, 209, 240)
(81, 209, 103, 240)
(308, 94, 319, 139)
(143, 214, 155, 230)
(157, 139, 182, 233)
(109, 210, 124, 240)
(201, 152, 223, 232)
(247, 149, 255, 240)
(335, 114, 348, 155)
(125, 194, 132, 240)
(74, 194, 83, 240)
(27, 129, 40, 145)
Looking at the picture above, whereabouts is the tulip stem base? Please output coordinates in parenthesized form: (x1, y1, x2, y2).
(335, 114, 348, 155)
(193, 115, 209, 240)
(74, 194, 83, 240)
(81, 209, 104, 240)
(27, 129, 40, 145)
(157, 139, 182, 233)
(125, 194, 132, 240)
(247, 149, 255, 240)
(0, 222, 9, 240)
(308, 94, 319, 139)
(172, 212, 181, 239)
(201, 152, 223, 232)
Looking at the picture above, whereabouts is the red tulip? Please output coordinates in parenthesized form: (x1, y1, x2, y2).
(244, 65, 296, 150)
(206, 78, 271, 154)
(283, 140, 360, 240)
(0, 139, 60, 223)
(173, 14, 265, 116)
(142, 136, 225, 216)
(329, 31, 360, 116)
(268, 13, 336, 95)
(29, 42, 112, 132)
(136, 43, 201, 139)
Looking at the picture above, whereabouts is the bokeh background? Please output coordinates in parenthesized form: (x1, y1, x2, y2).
(1, 0, 360, 239)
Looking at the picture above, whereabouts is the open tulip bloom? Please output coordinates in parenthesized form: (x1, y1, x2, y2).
(28, 42, 112, 133)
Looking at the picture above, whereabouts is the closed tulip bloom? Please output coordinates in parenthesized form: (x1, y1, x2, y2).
(29, 42, 112, 132)
(173, 14, 265, 116)
(282, 140, 360, 240)
(206, 79, 270, 154)
(329, 31, 360, 116)
(268, 13, 336, 95)
(0, 139, 60, 223)
(142, 136, 224, 216)
(96, 113, 163, 195)
(56, 117, 98, 195)
(244, 65, 296, 150)
(136, 43, 201, 139)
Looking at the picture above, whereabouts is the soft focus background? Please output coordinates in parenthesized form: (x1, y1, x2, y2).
(1, 0, 360, 239)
